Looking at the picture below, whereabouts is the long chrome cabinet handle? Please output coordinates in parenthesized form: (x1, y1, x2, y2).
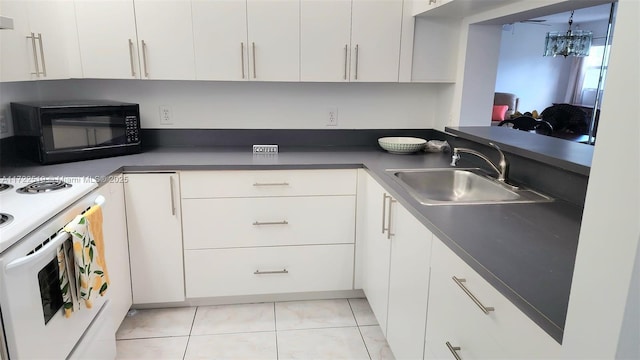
(343, 44, 348, 80)
(445, 342, 462, 360)
(254, 269, 288, 275)
(128, 39, 136, 77)
(387, 197, 396, 239)
(354, 44, 359, 80)
(141, 40, 149, 78)
(382, 193, 389, 234)
(169, 176, 176, 216)
(253, 182, 289, 187)
(253, 220, 289, 226)
(27, 32, 40, 76)
(452, 276, 495, 314)
(37, 33, 47, 76)
(240, 42, 245, 79)
(252, 42, 256, 79)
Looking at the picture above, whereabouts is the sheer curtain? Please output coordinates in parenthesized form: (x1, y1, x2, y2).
(564, 57, 587, 104)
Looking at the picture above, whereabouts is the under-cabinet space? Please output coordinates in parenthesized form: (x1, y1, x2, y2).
(182, 196, 355, 249)
(184, 244, 354, 298)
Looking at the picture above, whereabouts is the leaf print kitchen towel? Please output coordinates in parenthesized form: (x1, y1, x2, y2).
(63, 204, 110, 311)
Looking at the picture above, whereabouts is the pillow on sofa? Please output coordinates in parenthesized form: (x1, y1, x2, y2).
(492, 105, 509, 121)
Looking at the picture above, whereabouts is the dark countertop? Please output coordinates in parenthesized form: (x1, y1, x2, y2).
(446, 126, 593, 176)
(0, 146, 581, 343)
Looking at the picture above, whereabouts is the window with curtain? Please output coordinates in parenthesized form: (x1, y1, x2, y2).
(580, 44, 611, 106)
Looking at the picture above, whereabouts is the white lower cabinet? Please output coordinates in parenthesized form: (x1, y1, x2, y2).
(182, 196, 355, 249)
(425, 239, 562, 359)
(124, 173, 185, 304)
(181, 169, 357, 299)
(185, 244, 354, 298)
(357, 169, 432, 358)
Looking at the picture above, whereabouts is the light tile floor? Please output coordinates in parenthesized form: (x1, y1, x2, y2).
(115, 298, 395, 360)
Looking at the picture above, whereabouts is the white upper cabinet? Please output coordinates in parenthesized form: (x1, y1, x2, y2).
(133, 0, 196, 80)
(350, 0, 403, 82)
(192, 0, 248, 81)
(300, 0, 352, 82)
(1, 0, 80, 82)
(0, 1, 31, 82)
(246, 0, 300, 81)
(75, 0, 140, 79)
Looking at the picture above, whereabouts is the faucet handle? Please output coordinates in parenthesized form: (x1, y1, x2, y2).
(450, 152, 460, 166)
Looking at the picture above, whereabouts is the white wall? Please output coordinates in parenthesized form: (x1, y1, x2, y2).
(561, 0, 639, 357)
(0, 80, 443, 138)
(495, 22, 573, 113)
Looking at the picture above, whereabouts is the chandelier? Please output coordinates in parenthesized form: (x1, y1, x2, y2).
(543, 10, 592, 57)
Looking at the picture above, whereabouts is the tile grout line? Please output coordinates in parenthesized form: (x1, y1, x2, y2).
(348, 299, 374, 360)
(182, 306, 199, 360)
(274, 302, 280, 360)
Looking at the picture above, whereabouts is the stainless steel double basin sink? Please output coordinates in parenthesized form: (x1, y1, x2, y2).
(386, 168, 553, 205)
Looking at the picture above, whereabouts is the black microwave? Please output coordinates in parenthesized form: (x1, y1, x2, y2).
(11, 100, 142, 164)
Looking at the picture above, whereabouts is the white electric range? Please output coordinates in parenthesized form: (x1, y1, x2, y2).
(0, 177, 98, 253)
(0, 176, 116, 360)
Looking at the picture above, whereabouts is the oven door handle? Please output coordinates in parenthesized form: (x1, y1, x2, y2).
(5, 231, 71, 272)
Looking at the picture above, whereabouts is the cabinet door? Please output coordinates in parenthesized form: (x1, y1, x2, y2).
(386, 203, 432, 360)
(300, 0, 352, 82)
(246, 0, 299, 81)
(95, 177, 132, 327)
(192, 0, 248, 81)
(133, 0, 195, 80)
(75, 0, 140, 79)
(350, 0, 403, 82)
(124, 173, 185, 304)
(0, 0, 33, 81)
(27, 0, 81, 80)
(358, 172, 392, 334)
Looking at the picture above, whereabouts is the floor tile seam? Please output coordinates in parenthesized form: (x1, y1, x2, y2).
(116, 334, 191, 341)
(274, 303, 280, 360)
(354, 324, 374, 360)
(275, 325, 360, 332)
(189, 329, 277, 337)
(347, 298, 363, 326)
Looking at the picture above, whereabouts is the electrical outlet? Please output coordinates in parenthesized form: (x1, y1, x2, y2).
(327, 107, 338, 126)
(159, 105, 172, 125)
(0, 115, 8, 134)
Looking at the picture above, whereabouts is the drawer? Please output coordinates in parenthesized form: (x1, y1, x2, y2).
(429, 239, 562, 358)
(183, 196, 355, 249)
(180, 169, 357, 198)
(184, 244, 354, 298)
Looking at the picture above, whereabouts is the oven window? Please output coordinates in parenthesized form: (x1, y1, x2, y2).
(38, 256, 64, 325)
(49, 116, 126, 151)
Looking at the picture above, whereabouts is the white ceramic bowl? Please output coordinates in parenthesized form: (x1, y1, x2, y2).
(378, 137, 427, 154)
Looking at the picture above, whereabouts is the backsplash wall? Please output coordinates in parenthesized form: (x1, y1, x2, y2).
(0, 80, 450, 139)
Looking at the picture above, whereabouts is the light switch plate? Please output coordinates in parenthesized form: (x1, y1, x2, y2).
(253, 145, 279, 154)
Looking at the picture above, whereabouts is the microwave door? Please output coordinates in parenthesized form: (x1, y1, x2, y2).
(51, 125, 92, 149)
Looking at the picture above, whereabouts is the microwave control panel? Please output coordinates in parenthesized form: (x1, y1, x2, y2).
(125, 116, 140, 143)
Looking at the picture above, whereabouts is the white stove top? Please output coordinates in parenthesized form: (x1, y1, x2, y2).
(0, 177, 98, 253)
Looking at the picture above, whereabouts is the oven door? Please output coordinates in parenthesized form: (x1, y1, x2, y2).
(0, 230, 108, 359)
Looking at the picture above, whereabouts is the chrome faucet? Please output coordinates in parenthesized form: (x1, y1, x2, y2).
(450, 142, 509, 182)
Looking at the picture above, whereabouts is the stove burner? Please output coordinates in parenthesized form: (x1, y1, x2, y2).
(0, 213, 14, 227)
(17, 180, 72, 194)
(0, 183, 13, 192)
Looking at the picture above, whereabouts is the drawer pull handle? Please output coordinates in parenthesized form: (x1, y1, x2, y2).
(254, 269, 288, 275)
(452, 276, 495, 314)
(253, 182, 290, 187)
(445, 342, 462, 360)
(253, 220, 289, 226)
